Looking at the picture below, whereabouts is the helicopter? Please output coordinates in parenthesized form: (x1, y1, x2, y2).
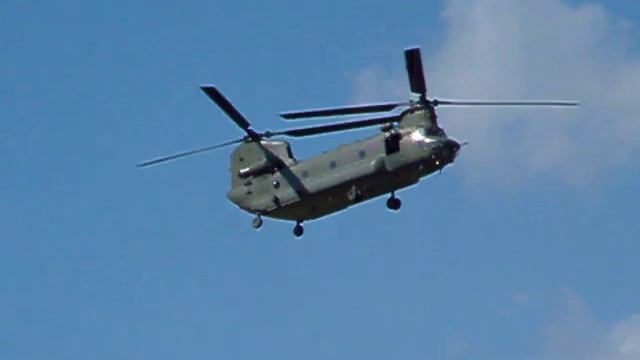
(139, 47, 577, 237)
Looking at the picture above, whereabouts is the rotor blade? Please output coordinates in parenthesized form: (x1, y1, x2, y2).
(405, 47, 427, 98)
(432, 99, 580, 107)
(200, 85, 259, 138)
(270, 113, 400, 138)
(280, 102, 404, 119)
(137, 138, 244, 167)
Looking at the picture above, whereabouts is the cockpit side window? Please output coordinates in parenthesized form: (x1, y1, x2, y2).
(425, 126, 445, 137)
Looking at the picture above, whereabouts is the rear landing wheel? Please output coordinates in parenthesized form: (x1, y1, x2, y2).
(293, 222, 304, 238)
(386, 196, 402, 211)
(252, 215, 263, 229)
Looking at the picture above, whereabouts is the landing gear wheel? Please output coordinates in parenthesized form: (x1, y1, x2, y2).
(252, 215, 263, 229)
(386, 196, 402, 211)
(293, 222, 304, 238)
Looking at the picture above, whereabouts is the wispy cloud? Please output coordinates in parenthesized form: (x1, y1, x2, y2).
(537, 290, 640, 360)
(352, 66, 406, 104)
(353, 0, 640, 186)
(503, 291, 532, 315)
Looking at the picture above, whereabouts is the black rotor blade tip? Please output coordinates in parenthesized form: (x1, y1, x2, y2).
(404, 47, 427, 97)
(200, 85, 254, 133)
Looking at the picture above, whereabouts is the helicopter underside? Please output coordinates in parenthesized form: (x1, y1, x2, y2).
(258, 162, 430, 222)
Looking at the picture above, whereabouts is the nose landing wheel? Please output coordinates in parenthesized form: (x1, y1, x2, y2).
(293, 221, 304, 238)
(386, 193, 402, 211)
(252, 215, 263, 229)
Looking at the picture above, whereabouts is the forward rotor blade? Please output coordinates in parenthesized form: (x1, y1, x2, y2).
(280, 102, 403, 119)
(405, 47, 427, 98)
(432, 99, 580, 107)
(137, 138, 244, 167)
(270, 113, 400, 138)
(200, 85, 259, 138)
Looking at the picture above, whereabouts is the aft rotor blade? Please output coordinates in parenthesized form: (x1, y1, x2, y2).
(405, 47, 427, 98)
(280, 102, 403, 119)
(200, 85, 259, 138)
(432, 99, 580, 107)
(270, 113, 400, 138)
(137, 138, 244, 167)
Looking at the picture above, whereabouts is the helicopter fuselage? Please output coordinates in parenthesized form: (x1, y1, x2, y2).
(227, 122, 460, 222)
(138, 46, 576, 237)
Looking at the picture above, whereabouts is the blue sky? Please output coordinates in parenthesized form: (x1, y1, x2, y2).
(2, 1, 640, 359)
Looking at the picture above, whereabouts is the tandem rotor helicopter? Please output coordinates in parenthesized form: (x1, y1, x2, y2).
(139, 47, 577, 237)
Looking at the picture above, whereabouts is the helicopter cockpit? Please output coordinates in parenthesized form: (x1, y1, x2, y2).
(410, 128, 439, 148)
(410, 128, 461, 162)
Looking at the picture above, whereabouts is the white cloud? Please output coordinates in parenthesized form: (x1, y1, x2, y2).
(536, 290, 640, 360)
(353, 0, 640, 186)
(608, 314, 640, 360)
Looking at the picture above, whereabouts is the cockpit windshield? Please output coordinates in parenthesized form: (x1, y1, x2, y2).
(410, 128, 434, 142)
(411, 127, 445, 140)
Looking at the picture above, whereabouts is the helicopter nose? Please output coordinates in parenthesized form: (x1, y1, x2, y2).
(444, 138, 461, 158)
